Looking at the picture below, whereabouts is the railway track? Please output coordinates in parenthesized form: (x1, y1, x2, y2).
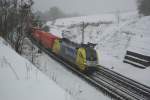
(29, 37, 150, 100)
(95, 66, 150, 100)
(91, 69, 150, 100)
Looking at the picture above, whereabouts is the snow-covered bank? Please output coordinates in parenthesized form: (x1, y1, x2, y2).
(22, 38, 111, 100)
(97, 16, 150, 86)
(0, 37, 74, 100)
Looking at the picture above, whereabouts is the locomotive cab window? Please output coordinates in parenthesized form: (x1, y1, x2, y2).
(86, 47, 97, 61)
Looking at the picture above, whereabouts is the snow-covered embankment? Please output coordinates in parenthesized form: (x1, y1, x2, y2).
(0, 37, 74, 100)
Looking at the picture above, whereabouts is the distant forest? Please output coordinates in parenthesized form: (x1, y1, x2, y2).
(34, 6, 80, 22)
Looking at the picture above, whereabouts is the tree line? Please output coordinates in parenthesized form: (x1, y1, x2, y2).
(0, 0, 35, 54)
(35, 6, 80, 22)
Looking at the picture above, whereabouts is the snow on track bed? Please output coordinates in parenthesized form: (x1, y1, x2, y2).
(29, 37, 150, 100)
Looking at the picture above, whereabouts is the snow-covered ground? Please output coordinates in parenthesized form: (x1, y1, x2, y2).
(46, 12, 150, 87)
(0, 37, 74, 100)
(2, 11, 149, 100)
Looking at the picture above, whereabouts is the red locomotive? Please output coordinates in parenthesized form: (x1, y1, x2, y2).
(32, 27, 59, 49)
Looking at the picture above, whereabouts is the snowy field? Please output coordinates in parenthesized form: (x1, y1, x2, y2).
(47, 12, 150, 87)
(0, 37, 74, 100)
(47, 11, 138, 27)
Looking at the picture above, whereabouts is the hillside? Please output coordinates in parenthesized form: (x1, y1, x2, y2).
(47, 13, 150, 87)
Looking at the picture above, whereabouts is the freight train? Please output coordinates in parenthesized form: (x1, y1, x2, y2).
(31, 27, 98, 72)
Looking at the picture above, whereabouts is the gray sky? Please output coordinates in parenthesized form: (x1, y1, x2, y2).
(33, 0, 137, 15)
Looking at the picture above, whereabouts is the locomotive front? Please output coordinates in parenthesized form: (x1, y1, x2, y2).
(85, 47, 98, 66)
(76, 43, 98, 72)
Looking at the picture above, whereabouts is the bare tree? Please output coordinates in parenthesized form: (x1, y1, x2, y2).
(13, 0, 34, 54)
(0, 0, 34, 54)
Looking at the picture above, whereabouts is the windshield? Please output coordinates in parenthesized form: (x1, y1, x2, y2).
(85, 47, 97, 61)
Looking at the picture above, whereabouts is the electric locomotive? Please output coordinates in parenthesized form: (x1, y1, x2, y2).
(53, 38, 98, 72)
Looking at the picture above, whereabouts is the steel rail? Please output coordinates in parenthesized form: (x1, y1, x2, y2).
(93, 72, 145, 100)
(97, 66, 150, 99)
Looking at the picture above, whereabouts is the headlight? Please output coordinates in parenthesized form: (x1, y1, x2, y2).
(86, 61, 97, 66)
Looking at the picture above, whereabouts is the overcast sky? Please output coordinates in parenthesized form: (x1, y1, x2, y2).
(33, 0, 137, 15)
